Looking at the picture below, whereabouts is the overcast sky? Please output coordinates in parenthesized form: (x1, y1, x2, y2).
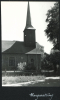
(1, 1, 56, 54)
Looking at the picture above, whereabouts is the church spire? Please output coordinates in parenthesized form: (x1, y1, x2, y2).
(24, 1, 36, 47)
(25, 1, 33, 29)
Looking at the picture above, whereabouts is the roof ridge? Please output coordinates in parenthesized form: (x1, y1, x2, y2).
(2, 40, 24, 42)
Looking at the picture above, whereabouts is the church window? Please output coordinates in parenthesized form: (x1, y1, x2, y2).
(9, 57, 15, 66)
(31, 59, 34, 63)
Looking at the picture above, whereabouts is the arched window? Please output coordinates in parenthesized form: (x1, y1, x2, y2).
(31, 59, 34, 63)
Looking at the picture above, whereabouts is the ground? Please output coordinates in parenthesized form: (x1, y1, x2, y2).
(2, 75, 45, 84)
(28, 78, 60, 87)
(2, 75, 60, 87)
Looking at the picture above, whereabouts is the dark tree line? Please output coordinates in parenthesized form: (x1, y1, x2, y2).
(42, 2, 60, 74)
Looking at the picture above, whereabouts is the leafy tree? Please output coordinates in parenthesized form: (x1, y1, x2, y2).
(44, 2, 60, 75)
(45, 2, 59, 50)
(41, 2, 60, 75)
(49, 52, 60, 72)
(41, 53, 54, 70)
(41, 52, 60, 74)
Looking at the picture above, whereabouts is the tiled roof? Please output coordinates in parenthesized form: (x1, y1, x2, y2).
(2, 41, 44, 54)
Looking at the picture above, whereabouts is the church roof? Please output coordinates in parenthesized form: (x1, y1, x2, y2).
(2, 41, 44, 54)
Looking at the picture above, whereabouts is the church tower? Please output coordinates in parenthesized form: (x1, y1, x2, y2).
(24, 1, 36, 47)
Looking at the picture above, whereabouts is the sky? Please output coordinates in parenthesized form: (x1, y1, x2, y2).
(1, 1, 56, 54)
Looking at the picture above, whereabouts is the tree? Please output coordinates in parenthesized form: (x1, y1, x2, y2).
(49, 52, 60, 72)
(45, 2, 59, 50)
(41, 53, 54, 70)
(44, 2, 60, 75)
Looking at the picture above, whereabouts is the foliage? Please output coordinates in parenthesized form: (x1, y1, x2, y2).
(41, 53, 54, 70)
(41, 52, 60, 72)
(45, 2, 59, 50)
(17, 62, 36, 71)
(44, 2, 60, 73)
(25, 62, 36, 70)
(17, 62, 25, 71)
(50, 52, 60, 65)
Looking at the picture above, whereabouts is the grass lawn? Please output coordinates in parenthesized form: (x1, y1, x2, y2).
(2, 75, 45, 85)
(2, 75, 60, 87)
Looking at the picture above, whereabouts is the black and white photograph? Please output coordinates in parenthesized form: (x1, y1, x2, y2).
(1, 1, 60, 87)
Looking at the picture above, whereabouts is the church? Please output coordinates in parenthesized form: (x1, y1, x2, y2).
(2, 2, 44, 71)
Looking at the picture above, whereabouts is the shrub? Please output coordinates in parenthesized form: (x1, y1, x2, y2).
(17, 62, 26, 71)
(17, 62, 36, 71)
(25, 63, 36, 71)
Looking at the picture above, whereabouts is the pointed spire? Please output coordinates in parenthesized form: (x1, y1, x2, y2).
(25, 1, 33, 29)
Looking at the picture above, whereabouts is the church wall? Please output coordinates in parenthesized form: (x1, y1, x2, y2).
(2, 53, 27, 70)
(2, 54, 9, 70)
(27, 54, 41, 70)
(2, 53, 41, 71)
